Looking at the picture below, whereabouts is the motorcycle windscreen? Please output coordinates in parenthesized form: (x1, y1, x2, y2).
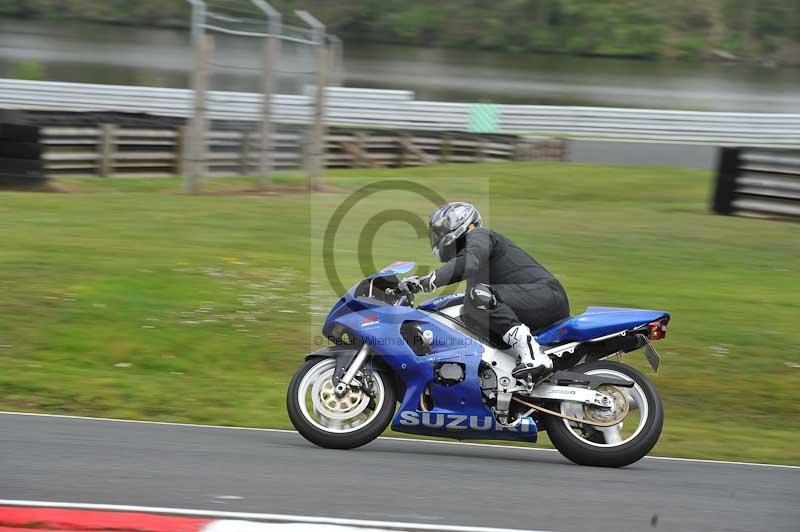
(367, 261, 416, 279)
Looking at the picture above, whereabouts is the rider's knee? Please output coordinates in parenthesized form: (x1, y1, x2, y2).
(467, 283, 497, 311)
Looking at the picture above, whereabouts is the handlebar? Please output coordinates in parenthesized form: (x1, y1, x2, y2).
(385, 285, 414, 306)
(387, 285, 414, 296)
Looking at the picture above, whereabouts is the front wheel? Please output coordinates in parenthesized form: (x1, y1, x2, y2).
(543, 360, 663, 467)
(287, 357, 396, 449)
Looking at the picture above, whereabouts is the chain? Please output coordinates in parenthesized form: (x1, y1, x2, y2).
(511, 394, 629, 428)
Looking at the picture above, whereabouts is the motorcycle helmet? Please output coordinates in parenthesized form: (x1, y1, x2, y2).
(428, 202, 482, 262)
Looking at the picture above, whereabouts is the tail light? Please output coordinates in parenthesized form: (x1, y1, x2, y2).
(648, 319, 669, 341)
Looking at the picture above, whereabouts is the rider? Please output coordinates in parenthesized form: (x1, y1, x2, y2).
(398, 202, 570, 379)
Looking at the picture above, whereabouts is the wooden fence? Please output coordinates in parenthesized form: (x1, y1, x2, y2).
(39, 123, 567, 177)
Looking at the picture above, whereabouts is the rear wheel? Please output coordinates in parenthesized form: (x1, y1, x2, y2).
(543, 360, 663, 467)
(287, 357, 396, 449)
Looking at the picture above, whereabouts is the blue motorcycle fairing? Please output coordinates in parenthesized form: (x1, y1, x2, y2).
(321, 277, 538, 443)
(418, 293, 465, 312)
(323, 293, 383, 339)
(304, 344, 360, 361)
(393, 411, 538, 441)
(322, 261, 417, 339)
(536, 306, 670, 345)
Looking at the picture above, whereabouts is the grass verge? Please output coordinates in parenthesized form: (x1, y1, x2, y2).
(1, 163, 798, 464)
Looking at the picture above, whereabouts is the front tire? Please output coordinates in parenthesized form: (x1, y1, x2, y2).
(543, 360, 663, 467)
(287, 357, 396, 449)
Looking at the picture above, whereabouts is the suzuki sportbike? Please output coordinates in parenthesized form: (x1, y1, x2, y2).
(287, 262, 670, 467)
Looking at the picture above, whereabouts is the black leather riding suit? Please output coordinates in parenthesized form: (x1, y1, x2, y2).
(432, 228, 570, 345)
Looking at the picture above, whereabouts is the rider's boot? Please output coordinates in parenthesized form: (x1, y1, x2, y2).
(503, 324, 553, 379)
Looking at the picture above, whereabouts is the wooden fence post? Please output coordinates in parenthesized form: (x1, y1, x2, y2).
(398, 134, 436, 166)
(240, 130, 252, 175)
(560, 138, 571, 162)
(397, 133, 407, 168)
(513, 139, 528, 161)
(475, 137, 486, 163)
(184, 33, 213, 193)
(355, 131, 367, 168)
(97, 124, 116, 178)
(440, 135, 451, 163)
(174, 126, 186, 176)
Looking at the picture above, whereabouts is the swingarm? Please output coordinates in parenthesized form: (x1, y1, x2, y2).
(526, 384, 615, 408)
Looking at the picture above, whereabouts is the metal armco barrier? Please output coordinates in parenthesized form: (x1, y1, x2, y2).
(713, 147, 800, 219)
(1, 79, 798, 145)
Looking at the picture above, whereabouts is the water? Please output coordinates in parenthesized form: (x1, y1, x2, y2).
(1, 18, 798, 112)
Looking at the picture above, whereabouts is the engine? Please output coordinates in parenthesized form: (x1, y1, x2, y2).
(434, 362, 465, 386)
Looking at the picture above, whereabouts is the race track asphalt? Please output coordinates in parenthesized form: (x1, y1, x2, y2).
(1, 413, 797, 532)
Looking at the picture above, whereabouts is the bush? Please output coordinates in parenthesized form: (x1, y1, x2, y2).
(12, 60, 44, 81)
(674, 34, 707, 60)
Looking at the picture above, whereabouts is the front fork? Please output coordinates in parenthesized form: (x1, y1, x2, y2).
(334, 342, 370, 396)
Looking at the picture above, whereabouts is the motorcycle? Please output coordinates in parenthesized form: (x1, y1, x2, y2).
(287, 261, 669, 467)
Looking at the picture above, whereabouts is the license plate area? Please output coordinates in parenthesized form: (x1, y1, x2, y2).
(642, 337, 661, 373)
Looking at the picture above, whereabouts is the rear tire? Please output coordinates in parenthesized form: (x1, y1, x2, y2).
(544, 360, 663, 468)
(287, 357, 396, 449)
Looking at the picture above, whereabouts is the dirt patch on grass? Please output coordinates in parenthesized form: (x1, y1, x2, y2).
(2, 181, 347, 196)
(43, 182, 88, 193)
(171, 183, 348, 196)
(0, 181, 82, 193)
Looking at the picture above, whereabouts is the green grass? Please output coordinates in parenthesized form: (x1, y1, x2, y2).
(1, 163, 799, 465)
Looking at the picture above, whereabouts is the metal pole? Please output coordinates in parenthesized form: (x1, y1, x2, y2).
(328, 35, 343, 87)
(251, 1, 282, 190)
(311, 45, 329, 190)
(295, 10, 327, 191)
(258, 33, 281, 188)
(250, 0, 280, 20)
(184, 0, 207, 192)
(185, 32, 213, 194)
(189, 1, 205, 45)
(97, 124, 116, 178)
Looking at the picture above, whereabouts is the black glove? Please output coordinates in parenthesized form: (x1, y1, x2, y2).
(397, 272, 437, 295)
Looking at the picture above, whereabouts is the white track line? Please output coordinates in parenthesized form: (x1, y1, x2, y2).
(0, 500, 557, 532)
(1, 410, 798, 470)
